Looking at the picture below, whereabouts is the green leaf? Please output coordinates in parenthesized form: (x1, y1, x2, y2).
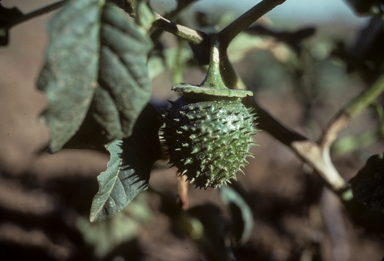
(78, 193, 151, 257)
(350, 152, 384, 211)
(90, 103, 162, 222)
(188, 204, 232, 260)
(0, 4, 24, 46)
(37, 0, 152, 153)
(136, 1, 155, 32)
(219, 184, 253, 245)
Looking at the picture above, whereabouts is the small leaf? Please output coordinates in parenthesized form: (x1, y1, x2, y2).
(78, 193, 151, 257)
(219, 184, 253, 244)
(0, 4, 24, 46)
(188, 204, 232, 260)
(136, 1, 155, 32)
(350, 152, 384, 211)
(90, 103, 162, 222)
(38, 0, 152, 153)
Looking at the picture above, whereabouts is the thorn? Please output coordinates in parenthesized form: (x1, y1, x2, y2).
(184, 158, 193, 165)
(191, 147, 200, 154)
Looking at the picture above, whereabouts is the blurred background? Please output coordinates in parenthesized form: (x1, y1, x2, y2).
(1, 0, 384, 260)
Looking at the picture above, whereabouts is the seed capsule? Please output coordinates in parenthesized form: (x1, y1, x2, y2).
(162, 96, 257, 188)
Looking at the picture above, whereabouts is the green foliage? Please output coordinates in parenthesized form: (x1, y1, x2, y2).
(37, 0, 152, 152)
(0, 4, 23, 46)
(90, 103, 162, 222)
(219, 185, 254, 245)
(157, 191, 232, 260)
(78, 193, 152, 257)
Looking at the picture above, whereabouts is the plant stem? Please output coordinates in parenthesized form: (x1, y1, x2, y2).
(3, 1, 68, 31)
(150, 0, 197, 44)
(320, 73, 384, 151)
(152, 12, 210, 49)
(177, 176, 189, 210)
(243, 93, 349, 194)
(244, 73, 384, 195)
(218, 0, 286, 49)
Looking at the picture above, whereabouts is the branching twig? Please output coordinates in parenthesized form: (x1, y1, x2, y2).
(247, 73, 384, 194)
(320, 73, 384, 151)
(152, 12, 210, 49)
(151, 0, 286, 52)
(2, 1, 68, 31)
(244, 96, 349, 193)
(218, 0, 286, 49)
(150, 0, 199, 45)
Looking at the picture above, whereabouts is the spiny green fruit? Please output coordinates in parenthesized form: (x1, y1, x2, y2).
(162, 95, 257, 188)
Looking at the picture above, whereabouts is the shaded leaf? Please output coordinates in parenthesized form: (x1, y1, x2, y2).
(0, 4, 23, 46)
(90, 103, 162, 222)
(219, 184, 253, 245)
(157, 191, 231, 261)
(188, 204, 233, 261)
(148, 47, 193, 80)
(78, 193, 151, 257)
(136, 1, 155, 32)
(37, 0, 152, 153)
(108, 0, 137, 16)
(350, 152, 384, 211)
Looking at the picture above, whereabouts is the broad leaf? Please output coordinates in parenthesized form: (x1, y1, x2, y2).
(90, 103, 162, 222)
(0, 4, 23, 46)
(37, 0, 152, 153)
(350, 152, 384, 211)
(219, 184, 253, 244)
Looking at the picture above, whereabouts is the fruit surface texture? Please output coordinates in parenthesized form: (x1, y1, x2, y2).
(162, 96, 257, 188)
